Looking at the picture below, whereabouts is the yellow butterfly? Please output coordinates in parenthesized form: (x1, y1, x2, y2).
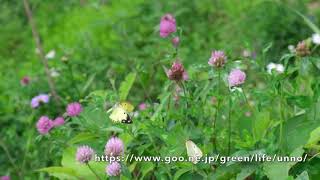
(186, 140, 203, 164)
(109, 101, 134, 124)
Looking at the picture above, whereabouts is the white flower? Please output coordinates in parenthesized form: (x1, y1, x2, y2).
(267, 63, 276, 74)
(288, 45, 295, 53)
(267, 63, 284, 74)
(45, 50, 56, 59)
(312, 33, 320, 45)
(275, 64, 284, 73)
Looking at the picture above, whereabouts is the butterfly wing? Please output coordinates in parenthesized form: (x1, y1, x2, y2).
(186, 140, 203, 164)
(120, 101, 134, 112)
(109, 107, 128, 123)
(121, 115, 132, 124)
(109, 106, 133, 124)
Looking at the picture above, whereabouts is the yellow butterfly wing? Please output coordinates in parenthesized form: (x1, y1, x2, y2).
(186, 140, 203, 164)
(109, 106, 128, 123)
(120, 101, 134, 112)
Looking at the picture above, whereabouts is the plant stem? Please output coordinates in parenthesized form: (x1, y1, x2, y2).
(213, 69, 221, 153)
(87, 163, 102, 180)
(23, 0, 60, 104)
(279, 82, 285, 153)
(241, 88, 256, 142)
(228, 93, 232, 155)
(180, 81, 189, 108)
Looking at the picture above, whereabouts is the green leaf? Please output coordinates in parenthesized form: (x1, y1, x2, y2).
(283, 114, 319, 152)
(173, 167, 192, 180)
(119, 72, 136, 101)
(102, 126, 124, 133)
(263, 147, 304, 180)
(140, 162, 155, 179)
(68, 132, 99, 145)
(37, 167, 79, 180)
(286, 96, 312, 109)
(305, 126, 320, 151)
(262, 42, 273, 54)
(293, 9, 320, 34)
(81, 73, 96, 95)
(151, 92, 170, 121)
(236, 164, 258, 180)
(254, 111, 271, 142)
(295, 171, 309, 180)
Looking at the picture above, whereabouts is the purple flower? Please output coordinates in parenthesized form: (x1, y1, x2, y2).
(31, 94, 50, 108)
(66, 102, 82, 117)
(159, 14, 176, 38)
(0, 176, 10, 180)
(104, 137, 124, 157)
(228, 69, 246, 87)
(36, 116, 53, 135)
(172, 37, 180, 47)
(208, 50, 227, 68)
(76, 145, 94, 164)
(138, 103, 147, 111)
(53, 116, 65, 127)
(166, 61, 188, 81)
(20, 76, 30, 86)
(106, 162, 121, 176)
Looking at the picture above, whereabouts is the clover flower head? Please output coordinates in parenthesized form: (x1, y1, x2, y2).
(228, 69, 246, 87)
(106, 162, 121, 176)
(76, 145, 94, 164)
(20, 76, 30, 86)
(36, 116, 53, 135)
(295, 41, 310, 57)
(66, 102, 82, 117)
(105, 137, 124, 157)
(208, 50, 227, 68)
(159, 14, 176, 38)
(166, 60, 188, 81)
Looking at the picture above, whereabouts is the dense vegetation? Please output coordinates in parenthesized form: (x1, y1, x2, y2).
(1, 0, 320, 179)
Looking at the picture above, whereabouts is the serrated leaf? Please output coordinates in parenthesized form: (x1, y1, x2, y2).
(119, 72, 136, 101)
